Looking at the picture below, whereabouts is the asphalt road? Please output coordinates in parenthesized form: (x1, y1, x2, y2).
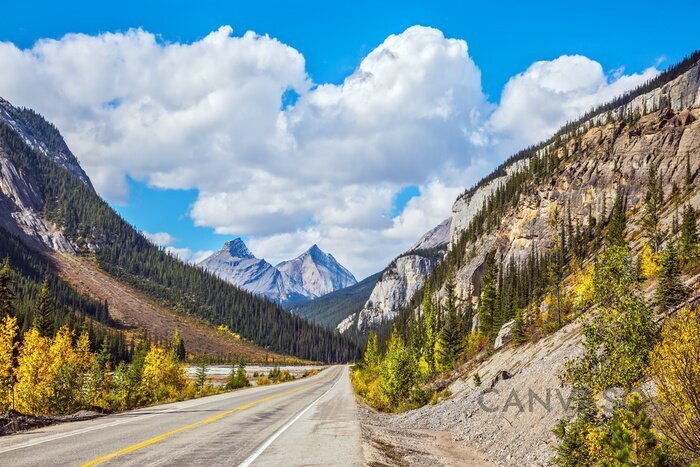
(0, 365, 364, 466)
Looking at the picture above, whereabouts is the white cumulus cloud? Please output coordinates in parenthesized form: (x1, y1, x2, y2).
(0, 26, 658, 278)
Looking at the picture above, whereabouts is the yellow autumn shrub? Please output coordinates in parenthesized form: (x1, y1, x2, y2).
(650, 306, 700, 461)
(0, 315, 17, 411)
(140, 346, 187, 404)
(15, 328, 53, 415)
(640, 243, 662, 279)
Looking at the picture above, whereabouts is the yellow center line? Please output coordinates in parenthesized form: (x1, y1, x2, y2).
(82, 369, 339, 466)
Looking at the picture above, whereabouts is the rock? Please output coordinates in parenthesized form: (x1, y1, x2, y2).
(489, 370, 514, 389)
(494, 319, 516, 349)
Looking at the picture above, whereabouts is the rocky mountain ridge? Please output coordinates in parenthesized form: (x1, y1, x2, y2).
(199, 238, 357, 304)
(343, 55, 700, 334)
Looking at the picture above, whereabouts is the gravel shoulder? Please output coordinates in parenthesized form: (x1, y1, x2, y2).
(359, 404, 495, 466)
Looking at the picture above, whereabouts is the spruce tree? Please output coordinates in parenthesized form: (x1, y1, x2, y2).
(679, 204, 699, 263)
(479, 250, 498, 336)
(642, 163, 665, 252)
(607, 393, 664, 466)
(34, 279, 54, 337)
(606, 192, 627, 248)
(435, 274, 463, 371)
(194, 355, 208, 392)
(512, 308, 527, 346)
(0, 259, 15, 318)
(656, 240, 688, 310)
(420, 281, 437, 375)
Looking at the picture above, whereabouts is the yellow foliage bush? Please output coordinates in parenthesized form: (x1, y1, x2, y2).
(0, 316, 17, 411)
(140, 346, 188, 404)
(640, 243, 661, 279)
(15, 328, 53, 415)
(650, 306, 700, 460)
(570, 263, 595, 307)
(256, 376, 272, 386)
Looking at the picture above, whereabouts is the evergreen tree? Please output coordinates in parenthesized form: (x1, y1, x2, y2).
(478, 250, 498, 336)
(169, 328, 186, 362)
(642, 163, 665, 252)
(0, 259, 15, 318)
(512, 308, 527, 346)
(462, 287, 474, 337)
(420, 281, 437, 375)
(380, 327, 417, 406)
(34, 279, 54, 337)
(679, 204, 699, 263)
(435, 274, 463, 372)
(606, 192, 627, 248)
(194, 355, 208, 392)
(606, 393, 665, 466)
(656, 241, 688, 310)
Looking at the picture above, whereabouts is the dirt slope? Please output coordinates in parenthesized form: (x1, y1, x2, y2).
(51, 252, 296, 362)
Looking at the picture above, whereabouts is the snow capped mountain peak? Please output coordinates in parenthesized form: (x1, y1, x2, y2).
(224, 237, 254, 259)
(277, 244, 357, 299)
(199, 240, 356, 303)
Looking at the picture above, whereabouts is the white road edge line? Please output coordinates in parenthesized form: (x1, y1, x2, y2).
(238, 369, 343, 467)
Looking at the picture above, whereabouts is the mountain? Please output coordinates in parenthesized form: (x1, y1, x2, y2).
(199, 241, 356, 304)
(338, 217, 451, 333)
(0, 97, 358, 363)
(277, 244, 357, 298)
(290, 271, 381, 329)
(198, 238, 308, 304)
(364, 52, 700, 464)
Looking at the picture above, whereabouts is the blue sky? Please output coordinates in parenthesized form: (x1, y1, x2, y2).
(1, 1, 698, 277)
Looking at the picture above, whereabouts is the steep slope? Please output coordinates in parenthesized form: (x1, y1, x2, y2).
(198, 238, 308, 303)
(52, 252, 294, 361)
(277, 244, 357, 298)
(375, 52, 700, 465)
(290, 271, 382, 328)
(0, 98, 358, 363)
(339, 218, 451, 333)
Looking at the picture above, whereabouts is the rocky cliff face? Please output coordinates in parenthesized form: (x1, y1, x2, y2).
(0, 98, 82, 253)
(0, 98, 93, 189)
(338, 219, 451, 333)
(344, 58, 700, 334)
(277, 244, 357, 298)
(198, 238, 309, 304)
(445, 60, 700, 308)
(199, 239, 356, 304)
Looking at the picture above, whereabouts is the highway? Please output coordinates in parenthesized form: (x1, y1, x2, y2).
(0, 365, 364, 466)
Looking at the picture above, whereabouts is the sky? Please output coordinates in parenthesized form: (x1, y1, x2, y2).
(0, 1, 698, 279)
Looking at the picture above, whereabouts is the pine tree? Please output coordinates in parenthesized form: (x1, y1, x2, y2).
(642, 163, 666, 252)
(34, 279, 54, 337)
(679, 204, 699, 263)
(656, 241, 688, 310)
(512, 308, 527, 346)
(435, 274, 463, 372)
(420, 281, 437, 375)
(479, 250, 498, 336)
(380, 327, 417, 406)
(607, 393, 664, 466)
(194, 355, 208, 392)
(606, 192, 627, 248)
(0, 259, 15, 318)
